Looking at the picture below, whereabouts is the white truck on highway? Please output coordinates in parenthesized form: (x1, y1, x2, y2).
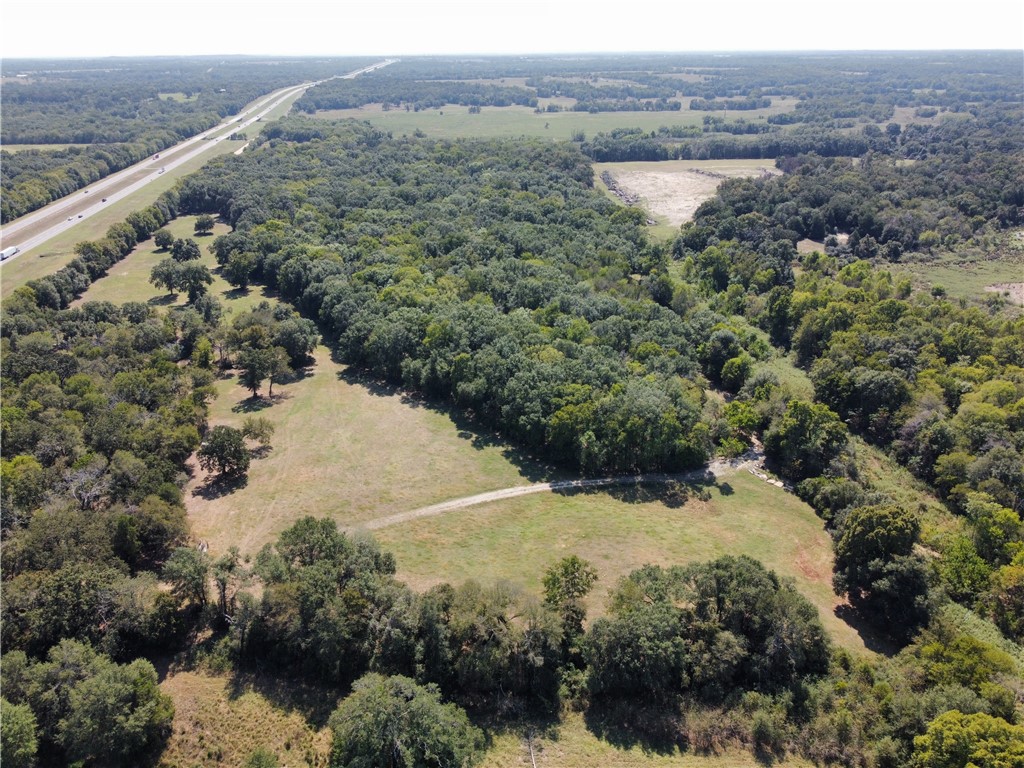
(1, 246, 20, 261)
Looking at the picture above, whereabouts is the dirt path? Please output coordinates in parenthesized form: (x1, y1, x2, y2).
(357, 451, 775, 531)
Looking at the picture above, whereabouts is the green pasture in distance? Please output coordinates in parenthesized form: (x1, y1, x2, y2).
(1, 144, 91, 153)
(310, 96, 797, 141)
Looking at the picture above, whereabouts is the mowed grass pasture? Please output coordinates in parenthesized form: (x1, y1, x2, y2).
(309, 96, 798, 141)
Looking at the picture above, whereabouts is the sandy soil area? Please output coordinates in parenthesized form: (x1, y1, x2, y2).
(603, 162, 779, 226)
(985, 282, 1024, 306)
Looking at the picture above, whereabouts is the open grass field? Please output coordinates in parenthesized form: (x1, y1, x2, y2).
(158, 670, 334, 768)
(72, 216, 232, 307)
(185, 345, 552, 555)
(479, 712, 815, 768)
(374, 470, 864, 653)
(309, 98, 797, 142)
(1, 143, 92, 153)
(890, 229, 1024, 308)
(72, 215, 277, 319)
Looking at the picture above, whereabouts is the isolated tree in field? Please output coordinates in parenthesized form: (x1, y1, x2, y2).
(193, 214, 215, 235)
(149, 258, 181, 295)
(177, 261, 214, 302)
(242, 415, 275, 446)
(171, 237, 202, 262)
(267, 346, 292, 397)
(197, 425, 250, 477)
(328, 673, 484, 768)
(238, 347, 275, 398)
(153, 228, 174, 250)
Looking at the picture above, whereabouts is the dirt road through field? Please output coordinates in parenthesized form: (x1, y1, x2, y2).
(357, 451, 773, 531)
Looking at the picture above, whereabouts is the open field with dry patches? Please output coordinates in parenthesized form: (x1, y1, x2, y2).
(892, 228, 1024, 307)
(158, 670, 334, 768)
(309, 97, 797, 142)
(185, 346, 549, 556)
(158, 670, 814, 768)
(375, 469, 865, 653)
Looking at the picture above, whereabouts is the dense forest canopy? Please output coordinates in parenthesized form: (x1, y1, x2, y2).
(1, 51, 1022, 768)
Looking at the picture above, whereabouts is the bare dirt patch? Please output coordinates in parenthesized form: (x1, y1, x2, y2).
(597, 160, 779, 227)
(985, 282, 1024, 307)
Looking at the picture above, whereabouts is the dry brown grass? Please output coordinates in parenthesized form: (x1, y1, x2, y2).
(158, 670, 335, 768)
(185, 346, 546, 555)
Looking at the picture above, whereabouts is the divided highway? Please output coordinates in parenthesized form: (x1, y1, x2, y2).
(0, 59, 395, 265)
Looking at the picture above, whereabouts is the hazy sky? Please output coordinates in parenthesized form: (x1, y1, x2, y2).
(3, 0, 1022, 59)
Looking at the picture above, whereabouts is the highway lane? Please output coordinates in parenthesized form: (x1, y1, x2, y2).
(0, 59, 396, 265)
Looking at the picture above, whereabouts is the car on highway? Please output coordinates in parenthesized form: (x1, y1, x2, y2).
(102, 198, 107, 202)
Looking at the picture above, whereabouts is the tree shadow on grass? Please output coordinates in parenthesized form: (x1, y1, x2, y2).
(463, 697, 562, 756)
(221, 286, 251, 301)
(229, 391, 294, 413)
(833, 603, 900, 656)
(551, 471, 721, 510)
(192, 472, 248, 500)
(249, 444, 274, 460)
(584, 698, 685, 755)
(148, 293, 178, 306)
(225, 668, 341, 730)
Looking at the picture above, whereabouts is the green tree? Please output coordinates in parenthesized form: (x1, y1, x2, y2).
(720, 354, 753, 393)
(197, 425, 250, 477)
(152, 228, 174, 250)
(542, 555, 597, 653)
(833, 505, 931, 640)
(57, 658, 174, 767)
(162, 547, 210, 608)
(764, 399, 849, 481)
(242, 415, 275, 446)
(0, 697, 38, 768)
(224, 251, 257, 288)
(149, 258, 181, 295)
(193, 214, 215, 236)
(328, 673, 483, 768)
(177, 261, 213, 302)
(170, 237, 202, 262)
(912, 710, 1024, 768)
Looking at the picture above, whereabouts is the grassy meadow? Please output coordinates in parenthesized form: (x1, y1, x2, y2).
(310, 97, 798, 141)
(374, 470, 863, 652)
(890, 229, 1024, 306)
(1, 143, 92, 152)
